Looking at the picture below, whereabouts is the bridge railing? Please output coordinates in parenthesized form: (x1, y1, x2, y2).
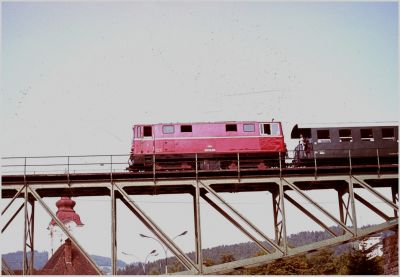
(2, 148, 397, 176)
(1, 154, 130, 175)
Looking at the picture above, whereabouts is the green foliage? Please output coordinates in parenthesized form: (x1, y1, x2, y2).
(337, 248, 383, 275)
(307, 249, 337, 274)
(242, 246, 385, 275)
(269, 255, 313, 274)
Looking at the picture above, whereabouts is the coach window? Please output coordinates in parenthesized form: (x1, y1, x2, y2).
(143, 126, 152, 137)
(162, 125, 174, 134)
(339, 129, 352, 142)
(226, 124, 237, 132)
(382, 128, 395, 140)
(317, 130, 331, 143)
(360, 128, 374, 141)
(181, 125, 192, 132)
(243, 124, 255, 132)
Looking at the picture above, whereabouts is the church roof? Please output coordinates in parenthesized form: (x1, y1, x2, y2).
(38, 239, 99, 275)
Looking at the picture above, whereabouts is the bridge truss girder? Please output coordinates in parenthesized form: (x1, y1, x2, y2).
(1, 173, 398, 275)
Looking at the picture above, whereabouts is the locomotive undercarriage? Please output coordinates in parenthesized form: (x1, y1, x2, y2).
(127, 152, 285, 172)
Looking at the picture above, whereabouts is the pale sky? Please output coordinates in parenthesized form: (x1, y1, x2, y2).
(1, 0, 398, 265)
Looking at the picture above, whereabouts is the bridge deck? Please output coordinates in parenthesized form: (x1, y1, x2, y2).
(2, 165, 398, 198)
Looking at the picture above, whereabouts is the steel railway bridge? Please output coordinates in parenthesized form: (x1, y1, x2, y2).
(1, 152, 398, 275)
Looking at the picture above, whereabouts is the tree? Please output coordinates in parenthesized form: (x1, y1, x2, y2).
(220, 253, 235, 263)
(337, 248, 383, 275)
(308, 249, 337, 274)
(265, 255, 314, 275)
(203, 258, 215, 267)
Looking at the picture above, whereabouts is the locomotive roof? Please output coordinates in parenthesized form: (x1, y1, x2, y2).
(132, 120, 280, 126)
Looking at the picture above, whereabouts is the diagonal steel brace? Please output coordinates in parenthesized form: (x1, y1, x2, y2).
(282, 178, 354, 235)
(352, 176, 399, 211)
(201, 193, 272, 254)
(199, 180, 284, 254)
(115, 184, 199, 273)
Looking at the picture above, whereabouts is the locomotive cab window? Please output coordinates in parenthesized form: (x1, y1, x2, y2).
(360, 128, 374, 141)
(261, 123, 280, 135)
(339, 129, 352, 142)
(317, 130, 331, 143)
(162, 125, 174, 134)
(243, 124, 255, 132)
(226, 124, 237, 132)
(136, 126, 142, 138)
(143, 126, 152, 137)
(382, 128, 395, 140)
(181, 125, 192, 132)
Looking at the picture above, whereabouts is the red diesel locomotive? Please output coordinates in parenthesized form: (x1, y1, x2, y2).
(128, 121, 286, 171)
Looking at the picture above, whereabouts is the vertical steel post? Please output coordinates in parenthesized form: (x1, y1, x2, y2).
(391, 185, 398, 218)
(67, 156, 70, 186)
(376, 149, 380, 176)
(278, 179, 288, 255)
(194, 155, 203, 273)
(314, 153, 317, 179)
(111, 156, 117, 275)
(22, 157, 28, 275)
(337, 189, 346, 235)
(153, 154, 156, 183)
(237, 153, 240, 182)
(193, 183, 203, 273)
(111, 184, 117, 275)
(22, 184, 28, 275)
(195, 154, 198, 180)
(348, 150, 352, 174)
(271, 191, 280, 244)
(29, 199, 35, 274)
(348, 176, 358, 235)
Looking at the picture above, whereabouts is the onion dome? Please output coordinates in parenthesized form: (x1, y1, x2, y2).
(49, 197, 84, 227)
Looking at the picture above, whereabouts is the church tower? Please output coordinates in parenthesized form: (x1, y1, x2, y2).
(48, 196, 84, 256)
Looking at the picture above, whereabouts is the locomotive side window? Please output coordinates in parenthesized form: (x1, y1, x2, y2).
(162, 125, 174, 134)
(137, 126, 142, 138)
(243, 124, 255, 132)
(317, 130, 331, 143)
(143, 126, 152, 137)
(360, 128, 374, 141)
(382, 128, 395, 140)
(226, 124, 237, 132)
(181, 125, 192, 132)
(339, 129, 352, 142)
